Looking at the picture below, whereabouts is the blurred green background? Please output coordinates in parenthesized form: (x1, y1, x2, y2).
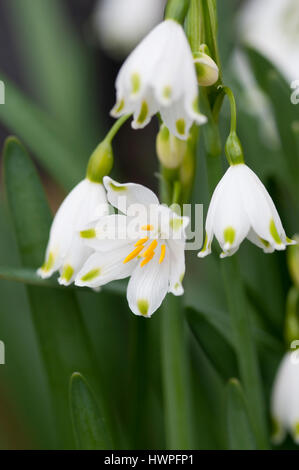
(0, 0, 298, 450)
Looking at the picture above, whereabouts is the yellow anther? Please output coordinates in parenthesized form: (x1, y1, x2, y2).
(159, 244, 166, 264)
(135, 237, 148, 247)
(123, 245, 144, 264)
(141, 252, 155, 267)
(142, 239, 158, 258)
(141, 224, 154, 231)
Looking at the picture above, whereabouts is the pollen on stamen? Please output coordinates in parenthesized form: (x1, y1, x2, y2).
(135, 237, 148, 247)
(141, 224, 154, 231)
(123, 245, 144, 264)
(159, 244, 166, 264)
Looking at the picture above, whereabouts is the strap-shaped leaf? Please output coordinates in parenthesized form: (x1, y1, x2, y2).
(3, 137, 113, 448)
(226, 379, 256, 450)
(70, 372, 113, 450)
(246, 47, 299, 191)
(0, 79, 84, 190)
(186, 307, 238, 381)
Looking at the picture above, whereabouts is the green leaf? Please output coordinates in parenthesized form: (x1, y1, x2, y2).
(3, 137, 113, 448)
(186, 307, 238, 380)
(70, 372, 112, 450)
(226, 379, 256, 450)
(0, 78, 84, 190)
(0, 265, 126, 294)
(221, 256, 269, 449)
(245, 47, 299, 192)
(6, 0, 100, 153)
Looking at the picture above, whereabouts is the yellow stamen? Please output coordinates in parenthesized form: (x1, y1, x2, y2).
(142, 239, 158, 258)
(159, 244, 166, 264)
(123, 245, 144, 264)
(141, 252, 155, 267)
(135, 237, 148, 247)
(141, 224, 154, 231)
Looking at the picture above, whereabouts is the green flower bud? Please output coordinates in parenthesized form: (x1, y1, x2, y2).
(285, 287, 299, 347)
(225, 131, 245, 165)
(288, 235, 299, 288)
(86, 140, 114, 183)
(156, 125, 187, 170)
(193, 49, 219, 87)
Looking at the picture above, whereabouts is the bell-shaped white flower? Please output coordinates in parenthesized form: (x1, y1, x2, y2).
(37, 179, 109, 286)
(94, 0, 166, 59)
(198, 163, 295, 258)
(111, 19, 207, 140)
(271, 351, 299, 444)
(76, 177, 188, 317)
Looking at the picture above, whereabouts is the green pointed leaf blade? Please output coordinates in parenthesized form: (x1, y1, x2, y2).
(186, 307, 238, 380)
(226, 378, 257, 450)
(3, 137, 113, 448)
(70, 372, 113, 450)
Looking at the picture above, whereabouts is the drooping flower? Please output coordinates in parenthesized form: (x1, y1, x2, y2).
(38, 179, 109, 285)
(76, 177, 188, 317)
(198, 163, 295, 258)
(271, 351, 299, 445)
(94, 0, 166, 59)
(111, 19, 207, 140)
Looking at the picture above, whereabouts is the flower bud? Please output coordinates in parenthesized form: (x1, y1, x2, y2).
(156, 125, 187, 169)
(193, 48, 219, 87)
(284, 287, 299, 347)
(86, 140, 114, 183)
(288, 235, 299, 288)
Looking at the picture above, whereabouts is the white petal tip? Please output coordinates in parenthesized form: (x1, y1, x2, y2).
(58, 277, 72, 287)
(37, 268, 53, 279)
(197, 250, 210, 258)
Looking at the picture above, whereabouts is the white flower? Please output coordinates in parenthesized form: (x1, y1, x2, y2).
(238, 0, 299, 81)
(76, 177, 188, 317)
(271, 351, 299, 444)
(38, 179, 109, 286)
(198, 163, 295, 258)
(94, 0, 166, 59)
(111, 19, 207, 140)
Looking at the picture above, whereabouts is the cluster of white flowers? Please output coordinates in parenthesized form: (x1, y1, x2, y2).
(37, 8, 299, 445)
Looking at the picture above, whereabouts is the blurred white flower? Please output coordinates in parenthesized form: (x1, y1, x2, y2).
(271, 351, 299, 444)
(76, 176, 188, 317)
(38, 179, 109, 286)
(94, 0, 166, 59)
(198, 163, 295, 258)
(111, 19, 207, 139)
(239, 0, 299, 80)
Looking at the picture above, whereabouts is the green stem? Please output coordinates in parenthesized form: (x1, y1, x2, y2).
(222, 87, 237, 134)
(161, 295, 193, 449)
(165, 0, 190, 24)
(105, 114, 131, 144)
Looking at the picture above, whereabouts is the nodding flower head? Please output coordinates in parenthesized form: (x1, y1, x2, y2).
(111, 19, 207, 140)
(37, 179, 109, 286)
(76, 176, 189, 317)
(271, 351, 299, 445)
(198, 163, 296, 259)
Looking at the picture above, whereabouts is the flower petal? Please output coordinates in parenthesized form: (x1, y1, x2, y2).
(127, 244, 170, 317)
(103, 176, 159, 213)
(75, 242, 137, 288)
(167, 239, 185, 296)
